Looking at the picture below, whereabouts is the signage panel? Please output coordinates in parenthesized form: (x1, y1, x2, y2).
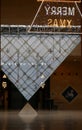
(29, 2, 82, 33)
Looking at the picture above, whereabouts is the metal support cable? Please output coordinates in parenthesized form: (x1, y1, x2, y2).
(75, 2, 82, 18)
(28, 0, 45, 32)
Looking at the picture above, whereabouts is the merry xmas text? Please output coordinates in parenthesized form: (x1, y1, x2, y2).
(44, 5, 75, 27)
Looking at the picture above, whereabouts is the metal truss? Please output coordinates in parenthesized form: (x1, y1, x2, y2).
(1, 25, 82, 35)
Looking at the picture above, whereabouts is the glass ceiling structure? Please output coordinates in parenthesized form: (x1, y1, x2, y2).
(1, 1, 82, 100)
(1, 26, 81, 100)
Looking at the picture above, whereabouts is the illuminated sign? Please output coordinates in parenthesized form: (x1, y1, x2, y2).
(29, 2, 82, 33)
(37, 0, 81, 3)
(44, 4, 75, 27)
(44, 6, 75, 16)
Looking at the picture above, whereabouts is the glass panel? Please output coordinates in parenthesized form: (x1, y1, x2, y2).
(1, 27, 81, 100)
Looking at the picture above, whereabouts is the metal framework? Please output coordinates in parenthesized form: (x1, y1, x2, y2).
(1, 25, 81, 100)
(1, 25, 82, 35)
(1, 1, 82, 100)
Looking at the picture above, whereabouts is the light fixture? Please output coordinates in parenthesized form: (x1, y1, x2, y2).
(41, 62, 46, 66)
(3, 74, 7, 79)
(41, 74, 45, 79)
(2, 82, 7, 89)
(40, 82, 45, 89)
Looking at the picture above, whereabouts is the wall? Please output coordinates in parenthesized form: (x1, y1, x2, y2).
(50, 57, 82, 110)
(8, 80, 27, 110)
(1, 0, 82, 25)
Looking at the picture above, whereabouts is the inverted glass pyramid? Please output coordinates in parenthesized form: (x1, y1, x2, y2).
(1, 1, 81, 100)
(1, 33, 81, 100)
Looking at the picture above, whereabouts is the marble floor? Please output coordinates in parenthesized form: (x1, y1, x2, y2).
(0, 110, 82, 130)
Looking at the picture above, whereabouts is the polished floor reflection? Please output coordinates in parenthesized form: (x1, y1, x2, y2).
(0, 110, 82, 130)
